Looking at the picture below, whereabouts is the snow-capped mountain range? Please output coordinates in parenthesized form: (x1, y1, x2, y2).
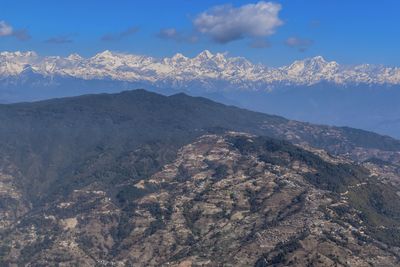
(1, 50, 400, 90)
(1, 50, 400, 140)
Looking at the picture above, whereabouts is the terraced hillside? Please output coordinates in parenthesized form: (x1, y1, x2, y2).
(0, 90, 399, 266)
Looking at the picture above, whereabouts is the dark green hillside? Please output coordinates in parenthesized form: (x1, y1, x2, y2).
(0, 90, 399, 266)
(0, 89, 399, 206)
(0, 90, 283, 204)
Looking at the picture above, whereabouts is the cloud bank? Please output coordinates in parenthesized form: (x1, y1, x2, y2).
(45, 35, 74, 44)
(101, 27, 139, 41)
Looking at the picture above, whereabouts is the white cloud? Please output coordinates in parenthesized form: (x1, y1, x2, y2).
(0, 20, 31, 41)
(158, 28, 179, 39)
(285, 37, 313, 52)
(157, 28, 198, 43)
(0, 21, 13, 37)
(193, 1, 283, 44)
(13, 29, 31, 41)
(45, 35, 74, 44)
(101, 26, 139, 42)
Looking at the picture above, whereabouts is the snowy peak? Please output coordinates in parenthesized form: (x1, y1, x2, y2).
(66, 53, 83, 61)
(0, 51, 38, 59)
(0, 51, 40, 76)
(283, 56, 340, 83)
(93, 50, 115, 59)
(286, 56, 337, 72)
(171, 53, 188, 61)
(0, 50, 399, 89)
(308, 55, 329, 64)
(195, 50, 214, 60)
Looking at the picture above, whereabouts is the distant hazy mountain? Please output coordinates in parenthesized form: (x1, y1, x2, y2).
(1, 90, 400, 266)
(1, 50, 400, 138)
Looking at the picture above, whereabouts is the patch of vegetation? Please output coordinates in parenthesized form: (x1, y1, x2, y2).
(330, 204, 352, 217)
(341, 126, 400, 152)
(204, 160, 229, 181)
(112, 213, 135, 242)
(143, 218, 165, 237)
(116, 186, 149, 205)
(323, 230, 348, 247)
(176, 165, 191, 182)
(364, 157, 394, 166)
(348, 181, 400, 247)
(245, 188, 260, 212)
(276, 191, 307, 222)
(182, 202, 202, 236)
(257, 230, 309, 266)
(141, 202, 162, 219)
(0, 244, 10, 263)
(352, 230, 372, 245)
(303, 163, 366, 193)
(19, 236, 54, 263)
(230, 135, 368, 193)
(78, 235, 96, 250)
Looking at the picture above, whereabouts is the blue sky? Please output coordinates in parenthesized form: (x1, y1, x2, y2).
(1, 0, 399, 66)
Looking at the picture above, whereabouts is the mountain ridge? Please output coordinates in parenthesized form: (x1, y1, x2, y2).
(2, 50, 400, 89)
(2, 51, 400, 140)
(1, 132, 400, 266)
(0, 90, 400, 266)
